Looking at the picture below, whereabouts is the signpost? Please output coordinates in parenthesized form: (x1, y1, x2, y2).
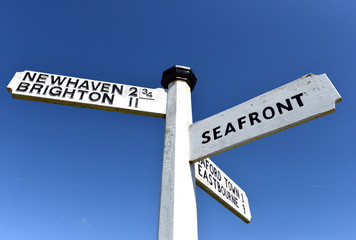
(189, 73, 342, 162)
(7, 66, 342, 240)
(7, 70, 167, 118)
(158, 66, 198, 240)
(195, 158, 251, 223)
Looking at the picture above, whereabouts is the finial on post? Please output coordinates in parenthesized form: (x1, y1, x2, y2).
(161, 65, 198, 91)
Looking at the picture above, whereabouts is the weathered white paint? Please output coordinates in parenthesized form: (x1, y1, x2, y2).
(195, 158, 251, 223)
(190, 74, 342, 162)
(158, 80, 198, 240)
(7, 71, 167, 118)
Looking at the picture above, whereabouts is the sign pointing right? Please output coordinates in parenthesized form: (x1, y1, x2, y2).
(195, 158, 251, 223)
(189, 74, 342, 162)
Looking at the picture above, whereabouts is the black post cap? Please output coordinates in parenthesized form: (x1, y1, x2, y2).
(161, 65, 197, 91)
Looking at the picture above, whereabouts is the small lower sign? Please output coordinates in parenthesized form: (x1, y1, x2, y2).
(195, 158, 251, 223)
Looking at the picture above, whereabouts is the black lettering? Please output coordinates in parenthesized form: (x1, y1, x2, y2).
(128, 97, 139, 107)
(220, 185, 225, 195)
(142, 89, 153, 98)
(62, 88, 76, 99)
(129, 87, 138, 97)
(51, 75, 66, 85)
(225, 191, 229, 199)
(213, 126, 222, 140)
(213, 177, 218, 189)
(227, 182, 232, 191)
(291, 93, 304, 107)
(224, 177, 228, 188)
(200, 160, 206, 169)
(198, 164, 203, 177)
(232, 186, 240, 198)
(216, 170, 221, 181)
(29, 83, 43, 94)
(263, 106, 275, 119)
(66, 78, 79, 88)
(112, 84, 123, 95)
(208, 174, 213, 185)
(23, 72, 36, 82)
(78, 80, 89, 90)
(237, 116, 246, 130)
(205, 159, 209, 170)
(203, 171, 212, 185)
(224, 122, 236, 136)
(276, 99, 293, 114)
(101, 83, 110, 93)
(91, 81, 102, 91)
(209, 164, 214, 175)
(203, 170, 208, 181)
(217, 182, 222, 192)
(232, 196, 239, 208)
(16, 82, 30, 92)
(249, 112, 261, 125)
(37, 74, 48, 83)
(78, 90, 88, 100)
(42, 85, 49, 95)
(101, 93, 114, 104)
(213, 167, 218, 178)
(89, 92, 101, 102)
(226, 191, 231, 201)
(49, 86, 62, 96)
(202, 131, 211, 144)
(199, 160, 206, 169)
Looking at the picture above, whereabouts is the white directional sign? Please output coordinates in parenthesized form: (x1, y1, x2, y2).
(195, 158, 251, 223)
(190, 74, 342, 161)
(7, 71, 167, 118)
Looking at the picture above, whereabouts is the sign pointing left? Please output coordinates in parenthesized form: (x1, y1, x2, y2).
(7, 71, 167, 118)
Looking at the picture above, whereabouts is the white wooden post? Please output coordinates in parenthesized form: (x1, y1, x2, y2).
(158, 66, 198, 240)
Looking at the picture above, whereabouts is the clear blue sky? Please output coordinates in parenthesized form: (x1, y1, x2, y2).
(1, 1, 355, 239)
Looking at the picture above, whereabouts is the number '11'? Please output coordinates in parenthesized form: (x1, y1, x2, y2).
(129, 97, 139, 108)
